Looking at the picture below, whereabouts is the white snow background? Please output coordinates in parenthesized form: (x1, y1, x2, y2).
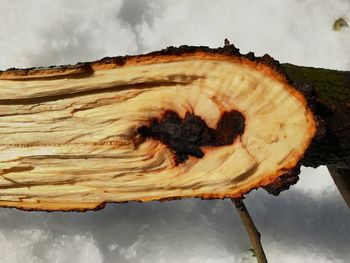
(0, 0, 350, 262)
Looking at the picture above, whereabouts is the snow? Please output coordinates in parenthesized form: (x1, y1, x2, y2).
(0, 1, 349, 262)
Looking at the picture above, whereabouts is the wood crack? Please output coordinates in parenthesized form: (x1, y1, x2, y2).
(0, 79, 198, 105)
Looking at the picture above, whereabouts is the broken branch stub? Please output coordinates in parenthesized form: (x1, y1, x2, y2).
(0, 45, 317, 211)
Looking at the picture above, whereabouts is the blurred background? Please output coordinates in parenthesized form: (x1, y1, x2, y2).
(0, 1, 349, 262)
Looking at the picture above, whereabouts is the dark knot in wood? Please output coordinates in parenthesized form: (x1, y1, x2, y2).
(138, 110, 245, 165)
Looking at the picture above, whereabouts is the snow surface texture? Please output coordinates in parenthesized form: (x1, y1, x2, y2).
(0, 0, 349, 262)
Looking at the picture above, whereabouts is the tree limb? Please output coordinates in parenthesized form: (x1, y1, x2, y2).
(0, 45, 347, 211)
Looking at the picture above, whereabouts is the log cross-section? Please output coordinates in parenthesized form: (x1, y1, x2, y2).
(0, 46, 317, 211)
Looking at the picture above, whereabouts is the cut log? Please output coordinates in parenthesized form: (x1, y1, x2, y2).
(0, 46, 320, 211)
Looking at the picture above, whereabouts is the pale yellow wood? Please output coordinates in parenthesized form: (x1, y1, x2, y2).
(0, 52, 316, 210)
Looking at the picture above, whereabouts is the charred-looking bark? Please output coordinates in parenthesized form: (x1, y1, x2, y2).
(0, 44, 347, 211)
(282, 65, 350, 169)
(281, 64, 350, 206)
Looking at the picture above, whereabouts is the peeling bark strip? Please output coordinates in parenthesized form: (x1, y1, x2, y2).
(0, 45, 318, 211)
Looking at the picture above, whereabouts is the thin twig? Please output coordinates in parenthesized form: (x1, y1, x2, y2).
(231, 198, 268, 263)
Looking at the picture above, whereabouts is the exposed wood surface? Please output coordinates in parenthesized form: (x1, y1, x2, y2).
(0, 45, 326, 211)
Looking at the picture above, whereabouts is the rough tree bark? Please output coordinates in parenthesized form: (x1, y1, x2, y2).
(282, 63, 350, 206)
(0, 45, 348, 211)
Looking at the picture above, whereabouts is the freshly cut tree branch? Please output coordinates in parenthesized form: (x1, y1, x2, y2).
(0, 45, 340, 211)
